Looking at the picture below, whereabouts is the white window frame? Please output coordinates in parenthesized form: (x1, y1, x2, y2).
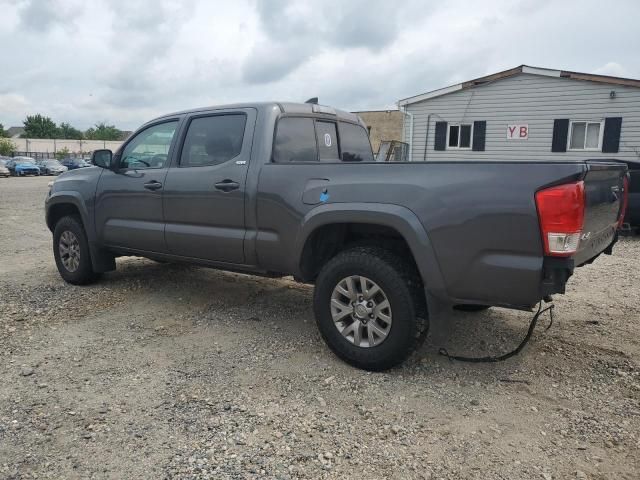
(567, 120, 604, 151)
(446, 123, 473, 150)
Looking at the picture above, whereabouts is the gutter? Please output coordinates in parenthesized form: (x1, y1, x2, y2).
(399, 104, 413, 161)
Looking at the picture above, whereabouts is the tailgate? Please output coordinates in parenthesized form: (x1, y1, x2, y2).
(574, 161, 627, 265)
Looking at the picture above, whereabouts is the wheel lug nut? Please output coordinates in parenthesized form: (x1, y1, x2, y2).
(367, 302, 373, 307)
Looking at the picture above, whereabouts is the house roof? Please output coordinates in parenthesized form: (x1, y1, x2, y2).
(398, 65, 640, 107)
(6, 126, 25, 138)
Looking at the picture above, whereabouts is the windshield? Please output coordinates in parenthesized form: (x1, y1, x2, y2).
(0, 160, 6, 167)
(44, 160, 61, 165)
(17, 159, 36, 164)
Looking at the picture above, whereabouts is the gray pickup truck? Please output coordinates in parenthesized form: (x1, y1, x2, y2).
(45, 102, 628, 370)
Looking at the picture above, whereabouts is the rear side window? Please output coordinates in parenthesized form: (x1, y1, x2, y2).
(339, 122, 374, 162)
(180, 114, 246, 167)
(315, 121, 340, 161)
(273, 117, 317, 162)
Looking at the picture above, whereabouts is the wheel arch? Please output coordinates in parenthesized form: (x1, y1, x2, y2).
(46, 192, 92, 239)
(294, 203, 448, 304)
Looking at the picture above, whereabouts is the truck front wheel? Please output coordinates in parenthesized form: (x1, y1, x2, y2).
(53, 215, 101, 285)
(313, 247, 428, 371)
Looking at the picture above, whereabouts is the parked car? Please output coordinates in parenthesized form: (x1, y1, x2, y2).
(37, 159, 68, 176)
(7, 157, 41, 176)
(45, 102, 629, 371)
(59, 158, 91, 170)
(0, 159, 10, 178)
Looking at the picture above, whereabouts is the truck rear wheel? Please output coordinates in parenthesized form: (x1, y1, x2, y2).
(313, 247, 428, 371)
(53, 215, 101, 285)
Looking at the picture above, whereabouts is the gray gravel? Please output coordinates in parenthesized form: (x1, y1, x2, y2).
(1, 176, 639, 479)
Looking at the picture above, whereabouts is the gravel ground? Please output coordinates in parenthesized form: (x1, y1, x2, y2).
(0, 176, 639, 480)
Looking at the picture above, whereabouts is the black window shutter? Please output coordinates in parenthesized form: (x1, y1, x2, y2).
(434, 122, 447, 150)
(551, 119, 569, 152)
(602, 117, 622, 153)
(472, 121, 486, 151)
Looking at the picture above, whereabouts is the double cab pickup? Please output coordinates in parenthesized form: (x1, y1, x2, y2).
(45, 102, 628, 370)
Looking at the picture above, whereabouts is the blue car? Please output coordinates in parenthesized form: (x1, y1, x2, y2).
(59, 157, 91, 170)
(7, 157, 41, 176)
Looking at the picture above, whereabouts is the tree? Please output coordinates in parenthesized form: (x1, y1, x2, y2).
(0, 138, 16, 156)
(22, 114, 58, 139)
(55, 147, 71, 160)
(85, 122, 121, 141)
(0, 123, 7, 137)
(58, 122, 83, 140)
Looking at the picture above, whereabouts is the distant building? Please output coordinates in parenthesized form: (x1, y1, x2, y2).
(398, 65, 640, 163)
(6, 126, 25, 138)
(353, 110, 403, 154)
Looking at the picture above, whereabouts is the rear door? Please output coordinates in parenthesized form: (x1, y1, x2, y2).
(575, 161, 628, 265)
(162, 108, 256, 264)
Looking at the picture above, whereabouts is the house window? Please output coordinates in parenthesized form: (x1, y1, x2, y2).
(447, 124, 472, 149)
(568, 121, 603, 151)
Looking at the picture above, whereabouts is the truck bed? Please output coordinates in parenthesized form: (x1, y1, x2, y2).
(256, 160, 627, 310)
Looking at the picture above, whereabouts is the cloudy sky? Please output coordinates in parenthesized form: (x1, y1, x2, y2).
(1, 0, 639, 130)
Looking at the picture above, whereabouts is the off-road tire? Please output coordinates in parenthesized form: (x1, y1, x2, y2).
(53, 215, 101, 285)
(313, 246, 428, 371)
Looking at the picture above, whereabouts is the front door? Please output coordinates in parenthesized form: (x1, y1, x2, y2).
(95, 120, 180, 253)
(163, 110, 255, 264)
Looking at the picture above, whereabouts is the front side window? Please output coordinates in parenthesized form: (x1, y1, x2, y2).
(120, 121, 178, 169)
(569, 121, 602, 150)
(180, 114, 246, 167)
(273, 117, 317, 162)
(448, 124, 472, 149)
(340, 122, 374, 162)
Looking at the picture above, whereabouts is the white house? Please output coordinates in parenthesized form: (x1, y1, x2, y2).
(398, 65, 640, 163)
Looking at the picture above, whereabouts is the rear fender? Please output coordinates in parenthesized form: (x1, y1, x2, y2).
(294, 202, 448, 306)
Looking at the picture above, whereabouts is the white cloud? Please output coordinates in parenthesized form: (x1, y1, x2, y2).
(0, 0, 638, 130)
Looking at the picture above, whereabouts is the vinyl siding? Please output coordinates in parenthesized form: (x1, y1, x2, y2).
(403, 73, 640, 162)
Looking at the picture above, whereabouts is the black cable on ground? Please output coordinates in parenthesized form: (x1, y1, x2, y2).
(438, 302, 555, 363)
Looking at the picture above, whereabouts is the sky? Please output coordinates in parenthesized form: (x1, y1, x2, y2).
(1, 0, 639, 130)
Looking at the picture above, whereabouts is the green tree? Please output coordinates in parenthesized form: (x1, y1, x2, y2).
(22, 114, 58, 138)
(0, 123, 7, 137)
(55, 147, 71, 160)
(0, 138, 16, 156)
(85, 122, 121, 141)
(58, 122, 84, 140)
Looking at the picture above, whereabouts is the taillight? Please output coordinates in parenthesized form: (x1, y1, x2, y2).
(618, 175, 629, 228)
(535, 181, 585, 256)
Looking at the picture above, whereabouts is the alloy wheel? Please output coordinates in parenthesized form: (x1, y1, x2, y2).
(330, 275, 392, 348)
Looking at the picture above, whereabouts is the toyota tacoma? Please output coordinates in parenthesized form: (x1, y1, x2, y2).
(45, 102, 628, 370)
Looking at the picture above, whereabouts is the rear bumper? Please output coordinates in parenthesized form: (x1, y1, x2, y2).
(540, 233, 617, 298)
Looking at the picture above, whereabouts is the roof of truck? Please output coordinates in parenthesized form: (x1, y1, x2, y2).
(152, 102, 362, 124)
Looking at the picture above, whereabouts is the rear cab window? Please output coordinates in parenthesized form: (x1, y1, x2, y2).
(273, 116, 373, 163)
(273, 117, 317, 162)
(339, 122, 374, 162)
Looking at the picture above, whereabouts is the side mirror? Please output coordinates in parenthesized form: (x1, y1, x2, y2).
(91, 149, 112, 169)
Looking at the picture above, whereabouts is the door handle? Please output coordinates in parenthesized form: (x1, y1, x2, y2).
(143, 180, 163, 191)
(214, 180, 240, 192)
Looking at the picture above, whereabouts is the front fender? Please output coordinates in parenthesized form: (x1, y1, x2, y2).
(45, 191, 94, 241)
(294, 202, 449, 303)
